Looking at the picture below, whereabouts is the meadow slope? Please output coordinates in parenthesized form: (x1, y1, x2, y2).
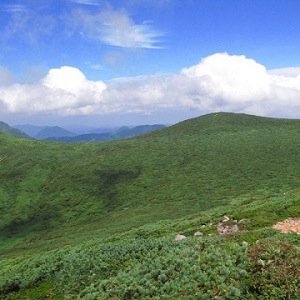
(0, 112, 300, 299)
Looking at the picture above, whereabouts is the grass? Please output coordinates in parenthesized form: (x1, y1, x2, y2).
(0, 112, 299, 298)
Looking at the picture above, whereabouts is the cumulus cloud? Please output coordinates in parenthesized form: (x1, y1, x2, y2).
(1, 53, 300, 117)
(269, 67, 300, 77)
(71, 8, 164, 49)
(0, 66, 106, 115)
(182, 53, 271, 103)
(179, 53, 300, 116)
(104, 53, 300, 117)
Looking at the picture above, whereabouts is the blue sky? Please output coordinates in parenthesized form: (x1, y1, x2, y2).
(0, 0, 300, 127)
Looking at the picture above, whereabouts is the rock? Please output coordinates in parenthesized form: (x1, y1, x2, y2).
(273, 218, 300, 234)
(222, 215, 230, 223)
(217, 223, 239, 235)
(175, 234, 186, 241)
(217, 224, 225, 235)
(194, 231, 203, 237)
(238, 219, 248, 224)
(242, 241, 249, 248)
(231, 224, 239, 234)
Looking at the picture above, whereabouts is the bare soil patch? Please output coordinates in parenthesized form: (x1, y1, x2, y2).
(273, 218, 300, 234)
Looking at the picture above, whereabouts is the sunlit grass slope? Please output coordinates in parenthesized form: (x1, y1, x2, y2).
(0, 112, 300, 254)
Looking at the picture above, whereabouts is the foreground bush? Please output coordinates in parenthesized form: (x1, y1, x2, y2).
(247, 240, 300, 299)
(74, 238, 248, 299)
(1, 236, 300, 299)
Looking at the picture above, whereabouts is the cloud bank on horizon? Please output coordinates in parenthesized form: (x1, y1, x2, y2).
(1, 53, 300, 118)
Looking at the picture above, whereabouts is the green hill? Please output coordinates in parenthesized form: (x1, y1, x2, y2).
(0, 121, 28, 138)
(0, 112, 300, 299)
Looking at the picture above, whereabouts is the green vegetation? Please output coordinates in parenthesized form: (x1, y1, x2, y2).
(0, 121, 28, 138)
(0, 112, 299, 299)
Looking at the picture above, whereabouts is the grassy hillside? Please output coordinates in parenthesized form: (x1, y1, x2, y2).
(0, 112, 300, 299)
(0, 112, 300, 248)
(0, 121, 28, 138)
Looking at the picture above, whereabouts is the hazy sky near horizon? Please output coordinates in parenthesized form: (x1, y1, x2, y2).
(1, 0, 300, 127)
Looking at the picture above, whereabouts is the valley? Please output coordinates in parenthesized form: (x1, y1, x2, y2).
(0, 112, 299, 299)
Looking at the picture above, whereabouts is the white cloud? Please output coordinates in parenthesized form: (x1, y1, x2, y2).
(268, 67, 300, 77)
(178, 53, 300, 116)
(0, 66, 106, 114)
(1, 4, 163, 50)
(182, 53, 271, 103)
(71, 8, 164, 49)
(1, 53, 300, 117)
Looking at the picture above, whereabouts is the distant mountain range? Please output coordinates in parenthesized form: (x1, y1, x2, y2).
(47, 124, 166, 142)
(35, 126, 76, 140)
(14, 124, 45, 137)
(68, 127, 119, 135)
(14, 124, 76, 139)
(13, 124, 166, 142)
(0, 121, 28, 138)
